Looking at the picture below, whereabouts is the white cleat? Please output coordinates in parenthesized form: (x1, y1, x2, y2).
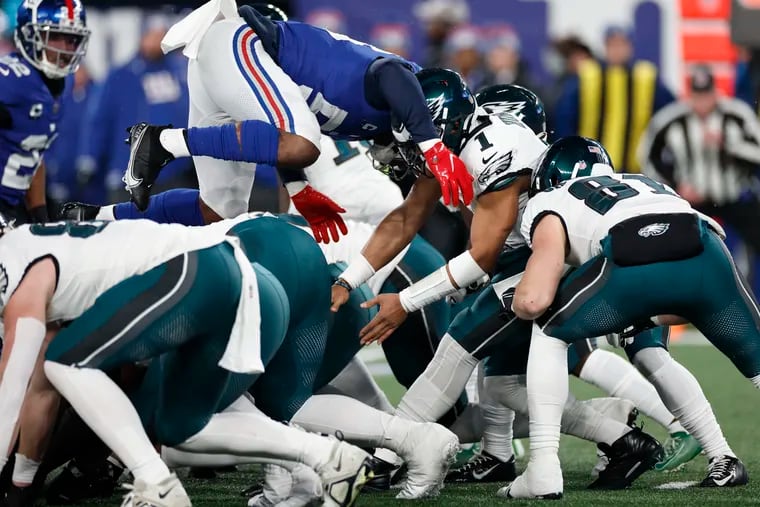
(248, 464, 323, 507)
(316, 439, 373, 507)
(496, 459, 563, 500)
(396, 422, 460, 500)
(121, 473, 191, 507)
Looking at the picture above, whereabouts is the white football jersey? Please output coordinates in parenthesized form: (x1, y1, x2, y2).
(520, 174, 694, 266)
(0, 220, 232, 323)
(459, 112, 547, 250)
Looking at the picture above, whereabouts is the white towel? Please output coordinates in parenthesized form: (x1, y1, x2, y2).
(218, 235, 264, 374)
(161, 0, 240, 59)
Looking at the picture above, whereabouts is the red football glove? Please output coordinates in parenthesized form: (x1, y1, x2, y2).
(422, 141, 474, 207)
(290, 185, 348, 244)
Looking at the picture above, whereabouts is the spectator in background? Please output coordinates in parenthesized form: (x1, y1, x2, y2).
(554, 25, 674, 172)
(82, 1, 143, 81)
(45, 65, 101, 207)
(413, 0, 469, 67)
(444, 25, 487, 92)
(640, 65, 760, 264)
(370, 23, 411, 59)
(542, 35, 593, 131)
(305, 8, 347, 34)
(79, 14, 193, 203)
(479, 24, 538, 93)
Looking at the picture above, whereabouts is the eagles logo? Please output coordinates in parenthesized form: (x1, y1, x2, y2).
(0, 264, 7, 295)
(481, 100, 526, 120)
(478, 151, 514, 186)
(638, 223, 670, 238)
(426, 94, 448, 120)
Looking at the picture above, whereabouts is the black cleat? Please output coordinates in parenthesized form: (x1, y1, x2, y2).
(58, 202, 100, 221)
(45, 458, 124, 505)
(700, 455, 749, 487)
(123, 122, 174, 211)
(587, 427, 663, 490)
(363, 457, 399, 492)
(2, 484, 39, 507)
(445, 451, 516, 484)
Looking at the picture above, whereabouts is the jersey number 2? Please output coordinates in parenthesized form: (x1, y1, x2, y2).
(2, 134, 53, 190)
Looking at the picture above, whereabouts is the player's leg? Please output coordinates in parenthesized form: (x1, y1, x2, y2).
(317, 357, 394, 414)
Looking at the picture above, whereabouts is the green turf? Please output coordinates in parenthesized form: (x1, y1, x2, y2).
(76, 345, 760, 506)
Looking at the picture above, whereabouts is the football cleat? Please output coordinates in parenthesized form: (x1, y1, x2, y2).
(655, 431, 703, 472)
(315, 440, 373, 507)
(699, 455, 749, 487)
(120, 473, 191, 507)
(587, 427, 663, 490)
(123, 122, 174, 212)
(247, 463, 322, 507)
(363, 456, 400, 492)
(46, 457, 125, 505)
(445, 451, 516, 484)
(2, 484, 38, 507)
(496, 457, 563, 500)
(395, 422, 459, 499)
(58, 202, 101, 221)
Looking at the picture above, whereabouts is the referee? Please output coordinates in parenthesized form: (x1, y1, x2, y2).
(639, 64, 760, 256)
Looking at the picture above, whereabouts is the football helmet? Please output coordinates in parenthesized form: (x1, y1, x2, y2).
(476, 84, 547, 140)
(530, 136, 614, 196)
(15, 0, 90, 79)
(416, 67, 476, 153)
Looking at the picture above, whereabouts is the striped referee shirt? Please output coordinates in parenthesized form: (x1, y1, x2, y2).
(638, 97, 760, 205)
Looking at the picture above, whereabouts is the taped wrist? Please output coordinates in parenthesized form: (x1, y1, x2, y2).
(447, 251, 488, 290)
(186, 120, 280, 165)
(339, 254, 376, 289)
(398, 266, 457, 313)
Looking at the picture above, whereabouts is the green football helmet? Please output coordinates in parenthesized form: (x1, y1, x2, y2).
(530, 136, 614, 196)
(416, 68, 476, 152)
(476, 84, 547, 140)
(250, 3, 288, 21)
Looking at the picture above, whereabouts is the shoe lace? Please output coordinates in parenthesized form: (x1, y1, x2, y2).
(455, 453, 494, 473)
(663, 436, 680, 457)
(708, 458, 731, 478)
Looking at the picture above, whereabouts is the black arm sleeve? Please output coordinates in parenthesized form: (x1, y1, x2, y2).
(364, 58, 438, 144)
(0, 103, 13, 129)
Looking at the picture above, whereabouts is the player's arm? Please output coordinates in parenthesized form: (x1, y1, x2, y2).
(513, 214, 568, 320)
(25, 159, 48, 223)
(331, 175, 441, 311)
(0, 259, 56, 469)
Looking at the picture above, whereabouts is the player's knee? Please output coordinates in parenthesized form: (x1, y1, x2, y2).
(278, 132, 320, 169)
(632, 346, 672, 378)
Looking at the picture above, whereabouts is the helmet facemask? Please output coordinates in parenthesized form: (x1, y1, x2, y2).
(16, 20, 90, 79)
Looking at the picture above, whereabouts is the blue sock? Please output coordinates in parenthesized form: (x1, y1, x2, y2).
(113, 189, 204, 226)
(186, 120, 280, 165)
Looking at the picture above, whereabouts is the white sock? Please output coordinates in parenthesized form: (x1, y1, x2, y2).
(751, 375, 760, 389)
(43, 362, 171, 483)
(177, 411, 335, 471)
(95, 205, 115, 221)
(162, 447, 255, 468)
(12, 454, 40, 486)
(292, 394, 412, 454)
(527, 324, 569, 462)
(561, 394, 629, 445)
(580, 349, 683, 433)
(159, 128, 191, 158)
(318, 358, 394, 413)
(482, 375, 525, 461)
(634, 348, 733, 460)
(447, 403, 484, 445)
(395, 335, 478, 422)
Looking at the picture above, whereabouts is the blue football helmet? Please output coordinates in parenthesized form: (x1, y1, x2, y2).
(15, 0, 90, 79)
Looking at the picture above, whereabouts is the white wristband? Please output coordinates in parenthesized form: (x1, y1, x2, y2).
(339, 254, 376, 289)
(418, 139, 438, 153)
(285, 181, 307, 196)
(398, 266, 457, 313)
(447, 251, 488, 290)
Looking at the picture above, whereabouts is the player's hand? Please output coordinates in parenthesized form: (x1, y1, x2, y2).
(422, 141, 474, 207)
(359, 294, 408, 345)
(290, 185, 348, 243)
(331, 284, 350, 313)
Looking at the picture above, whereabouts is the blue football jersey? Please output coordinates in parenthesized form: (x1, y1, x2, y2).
(275, 22, 420, 140)
(0, 53, 63, 206)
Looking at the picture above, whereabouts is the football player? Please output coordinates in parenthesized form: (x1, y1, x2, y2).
(506, 136, 753, 498)
(0, 216, 375, 507)
(0, 0, 89, 225)
(75, 1, 471, 244)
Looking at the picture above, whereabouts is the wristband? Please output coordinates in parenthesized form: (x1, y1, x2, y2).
(339, 254, 376, 289)
(333, 278, 353, 292)
(285, 181, 307, 196)
(398, 266, 457, 313)
(447, 251, 488, 289)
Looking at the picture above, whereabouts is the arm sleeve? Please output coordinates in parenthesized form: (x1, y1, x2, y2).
(365, 58, 438, 143)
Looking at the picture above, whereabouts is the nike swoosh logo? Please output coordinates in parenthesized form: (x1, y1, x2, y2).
(482, 153, 497, 164)
(713, 471, 735, 486)
(472, 464, 499, 480)
(158, 484, 176, 499)
(123, 128, 146, 189)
